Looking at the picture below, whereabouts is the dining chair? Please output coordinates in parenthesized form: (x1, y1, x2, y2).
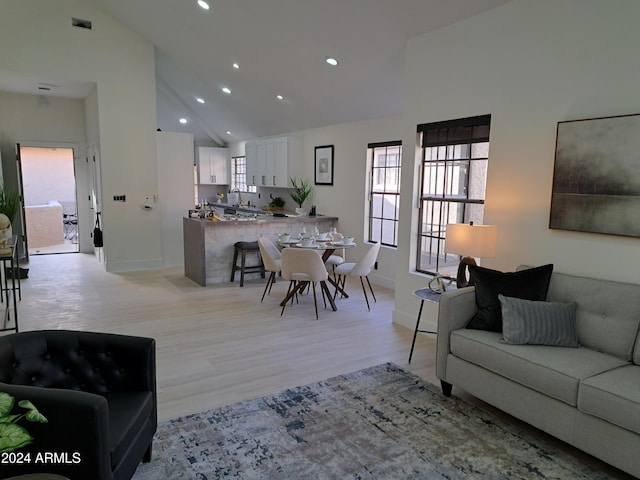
(258, 236, 282, 302)
(325, 232, 345, 281)
(280, 247, 333, 319)
(333, 242, 381, 311)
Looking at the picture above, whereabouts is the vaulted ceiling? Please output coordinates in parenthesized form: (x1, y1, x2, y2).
(3, 0, 513, 145)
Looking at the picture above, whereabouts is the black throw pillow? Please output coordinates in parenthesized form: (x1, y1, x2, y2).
(466, 264, 554, 332)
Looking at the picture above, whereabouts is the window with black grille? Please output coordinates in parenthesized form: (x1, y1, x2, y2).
(416, 114, 491, 276)
(367, 141, 402, 248)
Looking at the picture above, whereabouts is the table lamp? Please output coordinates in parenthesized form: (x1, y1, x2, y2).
(445, 222, 497, 288)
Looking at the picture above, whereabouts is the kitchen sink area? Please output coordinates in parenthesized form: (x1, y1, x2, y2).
(189, 203, 294, 221)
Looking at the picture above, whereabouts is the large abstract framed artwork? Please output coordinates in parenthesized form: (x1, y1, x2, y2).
(549, 113, 640, 237)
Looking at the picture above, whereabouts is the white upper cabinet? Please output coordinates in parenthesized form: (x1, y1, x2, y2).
(245, 136, 301, 187)
(197, 146, 229, 185)
(245, 142, 258, 186)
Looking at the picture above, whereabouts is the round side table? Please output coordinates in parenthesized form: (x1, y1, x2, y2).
(407, 288, 442, 363)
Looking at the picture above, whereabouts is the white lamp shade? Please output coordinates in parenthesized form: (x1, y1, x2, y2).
(445, 223, 497, 259)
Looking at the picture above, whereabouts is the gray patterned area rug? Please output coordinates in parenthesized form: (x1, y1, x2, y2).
(133, 363, 613, 480)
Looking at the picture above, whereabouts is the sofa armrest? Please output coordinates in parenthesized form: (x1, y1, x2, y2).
(435, 286, 477, 381)
(0, 383, 112, 480)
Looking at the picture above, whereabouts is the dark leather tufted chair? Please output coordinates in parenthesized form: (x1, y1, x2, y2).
(0, 330, 156, 480)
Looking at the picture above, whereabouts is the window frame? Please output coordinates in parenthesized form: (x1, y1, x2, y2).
(367, 140, 402, 248)
(416, 115, 491, 277)
(230, 156, 256, 193)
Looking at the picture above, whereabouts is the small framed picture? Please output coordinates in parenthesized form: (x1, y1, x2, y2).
(314, 145, 334, 185)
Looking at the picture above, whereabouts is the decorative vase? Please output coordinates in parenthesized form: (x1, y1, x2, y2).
(295, 207, 307, 216)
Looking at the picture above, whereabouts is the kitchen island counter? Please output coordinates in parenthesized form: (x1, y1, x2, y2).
(183, 215, 338, 286)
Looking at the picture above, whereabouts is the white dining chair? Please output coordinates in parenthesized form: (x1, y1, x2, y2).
(280, 247, 333, 319)
(325, 232, 345, 281)
(258, 236, 282, 302)
(333, 242, 380, 311)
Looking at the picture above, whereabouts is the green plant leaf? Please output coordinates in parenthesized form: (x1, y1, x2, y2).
(17, 400, 35, 410)
(18, 400, 48, 423)
(25, 409, 48, 424)
(0, 186, 20, 223)
(0, 423, 33, 452)
(0, 392, 15, 418)
(0, 414, 21, 424)
(289, 177, 313, 208)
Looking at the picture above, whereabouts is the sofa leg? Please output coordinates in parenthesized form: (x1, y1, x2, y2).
(143, 443, 153, 463)
(440, 380, 452, 397)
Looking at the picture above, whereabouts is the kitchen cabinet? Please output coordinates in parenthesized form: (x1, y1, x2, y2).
(197, 146, 229, 185)
(245, 136, 301, 187)
(245, 142, 258, 186)
(245, 139, 273, 186)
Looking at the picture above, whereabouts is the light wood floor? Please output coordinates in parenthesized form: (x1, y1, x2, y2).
(12, 253, 634, 479)
(15, 253, 437, 422)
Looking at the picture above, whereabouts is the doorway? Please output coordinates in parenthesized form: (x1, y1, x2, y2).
(19, 146, 79, 255)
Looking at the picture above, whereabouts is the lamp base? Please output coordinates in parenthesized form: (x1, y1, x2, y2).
(456, 256, 477, 288)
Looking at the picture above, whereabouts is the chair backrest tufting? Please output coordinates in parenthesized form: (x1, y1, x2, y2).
(0, 330, 155, 394)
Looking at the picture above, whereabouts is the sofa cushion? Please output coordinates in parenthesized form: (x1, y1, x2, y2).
(578, 365, 640, 436)
(499, 295, 578, 347)
(635, 330, 640, 366)
(450, 328, 628, 406)
(544, 272, 640, 361)
(105, 391, 153, 468)
(466, 264, 553, 332)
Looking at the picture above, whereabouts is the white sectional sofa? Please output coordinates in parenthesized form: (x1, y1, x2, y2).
(436, 266, 640, 478)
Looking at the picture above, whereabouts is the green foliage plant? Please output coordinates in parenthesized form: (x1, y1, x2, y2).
(289, 177, 313, 208)
(0, 186, 20, 223)
(0, 392, 48, 452)
(269, 196, 285, 209)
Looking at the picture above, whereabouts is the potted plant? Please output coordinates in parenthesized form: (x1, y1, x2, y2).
(0, 186, 19, 224)
(268, 196, 285, 210)
(289, 177, 313, 215)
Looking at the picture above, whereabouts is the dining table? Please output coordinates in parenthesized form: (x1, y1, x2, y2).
(277, 238, 357, 310)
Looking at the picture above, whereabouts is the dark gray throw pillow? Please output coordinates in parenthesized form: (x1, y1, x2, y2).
(466, 264, 553, 332)
(499, 294, 578, 347)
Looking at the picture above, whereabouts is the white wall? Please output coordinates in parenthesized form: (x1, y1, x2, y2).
(393, 0, 640, 331)
(157, 131, 194, 267)
(0, 0, 161, 272)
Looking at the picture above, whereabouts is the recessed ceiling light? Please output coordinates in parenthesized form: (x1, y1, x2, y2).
(325, 57, 338, 66)
(196, 97, 205, 104)
(226, 131, 232, 135)
(221, 87, 231, 95)
(232, 63, 240, 69)
(197, 1, 210, 10)
(276, 94, 284, 100)
(179, 118, 188, 124)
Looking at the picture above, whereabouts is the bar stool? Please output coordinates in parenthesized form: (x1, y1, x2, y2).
(231, 241, 265, 287)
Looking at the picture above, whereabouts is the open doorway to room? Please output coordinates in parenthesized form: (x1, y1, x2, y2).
(19, 146, 79, 255)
